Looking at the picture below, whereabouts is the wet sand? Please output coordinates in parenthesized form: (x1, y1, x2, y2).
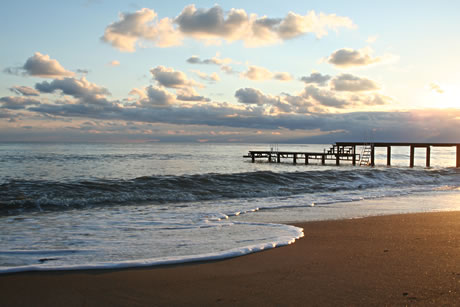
(1, 211, 459, 306)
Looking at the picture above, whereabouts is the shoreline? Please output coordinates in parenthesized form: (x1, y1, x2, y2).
(1, 210, 459, 306)
(3, 191, 458, 275)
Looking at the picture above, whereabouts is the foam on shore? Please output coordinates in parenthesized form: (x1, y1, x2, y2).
(0, 222, 303, 274)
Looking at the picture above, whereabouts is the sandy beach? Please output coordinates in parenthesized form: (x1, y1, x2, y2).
(1, 211, 459, 306)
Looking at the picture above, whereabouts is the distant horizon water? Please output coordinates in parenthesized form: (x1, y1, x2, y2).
(1, 142, 459, 273)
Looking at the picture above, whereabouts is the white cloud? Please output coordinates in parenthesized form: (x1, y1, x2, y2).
(108, 60, 120, 67)
(192, 70, 220, 82)
(235, 88, 278, 105)
(9, 86, 40, 96)
(301, 72, 331, 86)
(0, 96, 41, 109)
(327, 47, 395, 68)
(273, 72, 293, 81)
(241, 65, 273, 81)
(102, 5, 355, 51)
(150, 66, 202, 89)
(186, 53, 233, 66)
(302, 85, 349, 108)
(35, 77, 110, 99)
(143, 85, 175, 107)
(101, 8, 182, 52)
(19, 52, 75, 78)
(429, 83, 444, 94)
(241, 65, 292, 81)
(331, 74, 380, 92)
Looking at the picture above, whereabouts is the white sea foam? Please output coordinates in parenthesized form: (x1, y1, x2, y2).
(0, 222, 303, 274)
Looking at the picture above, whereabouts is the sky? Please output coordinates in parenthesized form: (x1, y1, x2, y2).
(1, 0, 459, 143)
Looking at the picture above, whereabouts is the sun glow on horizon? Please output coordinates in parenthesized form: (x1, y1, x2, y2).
(417, 83, 460, 109)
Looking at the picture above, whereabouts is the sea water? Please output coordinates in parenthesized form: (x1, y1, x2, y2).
(0, 143, 459, 273)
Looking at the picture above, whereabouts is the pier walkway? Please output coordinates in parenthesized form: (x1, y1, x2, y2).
(245, 142, 460, 168)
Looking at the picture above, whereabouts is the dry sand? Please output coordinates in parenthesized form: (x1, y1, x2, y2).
(1, 211, 459, 306)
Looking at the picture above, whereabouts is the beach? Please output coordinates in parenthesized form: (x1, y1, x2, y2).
(1, 210, 459, 306)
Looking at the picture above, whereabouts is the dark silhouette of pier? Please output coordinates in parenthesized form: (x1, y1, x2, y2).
(245, 142, 460, 168)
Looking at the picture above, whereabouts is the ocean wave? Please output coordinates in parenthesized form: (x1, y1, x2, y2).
(1, 168, 459, 215)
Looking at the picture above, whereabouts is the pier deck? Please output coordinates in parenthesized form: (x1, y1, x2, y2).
(245, 142, 460, 168)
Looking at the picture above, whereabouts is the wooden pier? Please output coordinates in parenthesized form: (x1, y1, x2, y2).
(245, 142, 460, 168)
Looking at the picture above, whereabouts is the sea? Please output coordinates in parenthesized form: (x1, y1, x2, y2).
(1, 142, 459, 274)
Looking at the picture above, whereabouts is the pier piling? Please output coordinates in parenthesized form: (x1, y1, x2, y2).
(410, 145, 415, 168)
(457, 145, 460, 168)
(426, 146, 431, 168)
(352, 145, 357, 166)
(370, 145, 375, 167)
(387, 146, 391, 166)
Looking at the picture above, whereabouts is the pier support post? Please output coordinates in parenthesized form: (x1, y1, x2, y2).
(268, 154, 271, 163)
(457, 145, 460, 168)
(305, 155, 309, 165)
(352, 145, 356, 166)
(410, 145, 415, 168)
(426, 146, 431, 168)
(387, 146, 391, 166)
(370, 145, 375, 167)
(251, 153, 255, 163)
(336, 154, 340, 166)
(277, 153, 280, 163)
(321, 155, 325, 165)
(293, 153, 297, 164)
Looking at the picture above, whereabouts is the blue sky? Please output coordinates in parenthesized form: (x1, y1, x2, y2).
(1, 1, 459, 143)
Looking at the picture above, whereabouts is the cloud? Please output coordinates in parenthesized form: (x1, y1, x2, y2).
(150, 66, 202, 88)
(8, 78, 456, 144)
(176, 87, 211, 102)
(35, 77, 110, 99)
(258, 11, 354, 41)
(176, 94, 210, 102)
(187, 53, 237, 75)
(108, 60, 120, 67)
(241, 66, 272, 81)
(102, 5, 355, 51)
(331, 74, 380, 92)
(235, 88, 278, 105)
(26, 95, 460, 143)
(241, 65, 292, 81)
(273, 72, 293, 81)
(429, 83, 444, 94)
(186, 54, 233, 66)
(302, 85, 349, 108)
(175, 5, 248, 39)
(301, 72, 331, 86)
(175, 5, 355, 46)
(142, 85, 175, 107)
(327, 47, 393, 68)
(101, 8, 182, 52)
(76, 69, 90, 74)
(9, 85, 40, 96)
(192, 70, 220, 82)
(220, 65, 236, 75)
(0, 96, 41, 110)
(19, 52, 75, 78)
